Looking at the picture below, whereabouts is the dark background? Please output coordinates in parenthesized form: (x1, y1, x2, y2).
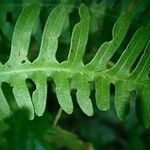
(0, 0, 150, 149)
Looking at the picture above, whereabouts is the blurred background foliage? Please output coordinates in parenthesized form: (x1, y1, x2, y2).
(0, 0, 150, 149)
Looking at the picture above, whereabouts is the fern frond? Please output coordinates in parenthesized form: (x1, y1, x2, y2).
(0, 4, 149, 128)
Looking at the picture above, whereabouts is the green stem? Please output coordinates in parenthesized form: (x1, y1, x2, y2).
(128, 0, 138, 12)
(53, 108, 63, 126)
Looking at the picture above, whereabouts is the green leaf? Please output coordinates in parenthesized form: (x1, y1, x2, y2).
(108, 26, 150, 76)
(74, 75, 93, 116)
(67, 4, 90, 67)
(95, 76, 110, 111)
(115, 81, 131, 120)
(11, 76, 34, 120)
(130, 40, 150, 80)
(7, 4, 40, 66)
(50, 126, 91, 150)
(136, 85, 150, 129)
(86, 12, 131, 71)
(53, 73, 73, 114)
(32, 72, 47, 116)
(0, 87, 12, 119)
(0, 3, 149, 128)
(37, 6, 67, 63)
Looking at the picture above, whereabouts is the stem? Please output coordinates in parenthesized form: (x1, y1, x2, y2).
(128, 0, 138, 12)
(53, 108, 63, 126)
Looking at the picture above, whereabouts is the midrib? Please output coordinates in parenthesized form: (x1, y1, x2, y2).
(0, 63, 148, 88)
(0, 63, 95, 77)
